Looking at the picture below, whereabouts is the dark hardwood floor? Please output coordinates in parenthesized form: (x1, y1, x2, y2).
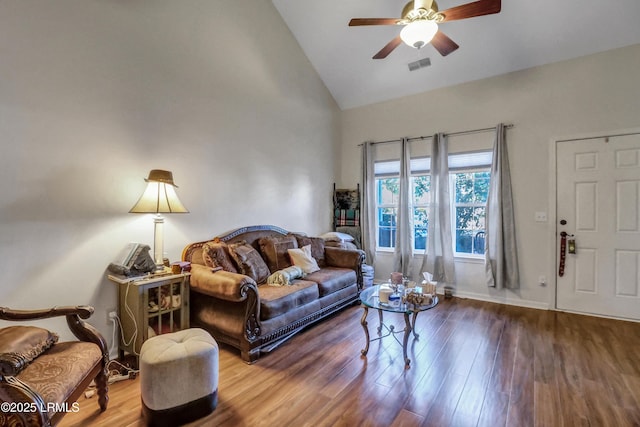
(62, 297, 640, 427)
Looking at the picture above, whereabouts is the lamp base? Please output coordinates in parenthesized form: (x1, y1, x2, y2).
(153, 215, 165, 269)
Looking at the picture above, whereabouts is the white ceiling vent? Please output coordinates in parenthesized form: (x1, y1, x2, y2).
(408, 57, 431, 71)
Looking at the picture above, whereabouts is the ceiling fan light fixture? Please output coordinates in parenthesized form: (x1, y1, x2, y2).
(400, 20, 438, 49)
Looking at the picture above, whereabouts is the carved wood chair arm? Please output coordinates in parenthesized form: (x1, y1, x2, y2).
(0, 306, 108, 357)
(0, 305, 94, 321)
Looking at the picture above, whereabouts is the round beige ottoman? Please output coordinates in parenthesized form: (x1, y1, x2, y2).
(140, 328, 218, 426)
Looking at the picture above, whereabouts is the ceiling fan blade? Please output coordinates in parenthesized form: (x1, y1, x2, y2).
(373, 35, 403, 59)
(349, 18, 400, 26)
(430, 31, 459, 56)
(440, 0, 501, 22)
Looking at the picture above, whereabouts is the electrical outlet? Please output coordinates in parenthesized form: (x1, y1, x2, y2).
(107, 309, 117, 324)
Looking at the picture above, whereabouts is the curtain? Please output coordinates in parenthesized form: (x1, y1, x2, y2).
(421, 133, 456, 283)
(392, 138, 413, 277)
(361, 141, 377, 265)
(485, 123, 519, 289)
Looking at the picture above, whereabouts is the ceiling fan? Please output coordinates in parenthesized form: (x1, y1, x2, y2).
(349, 0, 501, 59)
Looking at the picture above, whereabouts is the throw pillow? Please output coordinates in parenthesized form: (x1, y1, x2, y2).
(324, 240, 358, 250)
(320, 231, 355, 242)
(203, 240, 238, 273)
(291, 234, 326, 267)
(288, 244, 320, 274)
(228, 241, 271, 284)
(0, 326, 59, 376)
(258, 236, 298, 272)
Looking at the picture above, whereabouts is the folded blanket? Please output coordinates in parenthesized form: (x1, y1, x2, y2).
(266, 265, 305, 286)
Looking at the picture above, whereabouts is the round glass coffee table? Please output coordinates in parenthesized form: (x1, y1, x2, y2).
(359, 284, 438, 368)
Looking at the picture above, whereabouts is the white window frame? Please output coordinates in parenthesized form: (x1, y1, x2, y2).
(449, 167, 491, 259)
(411, 174, 430, 254)
(374, 176, 399, 252)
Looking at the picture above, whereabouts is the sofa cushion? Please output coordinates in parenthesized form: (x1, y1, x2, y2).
(258, 281, 319, 320)
(291, 234, 326, 267)
(202, 240, 238, 273)
(228, 242, 270, 284)
(0, 326, 59, 376)
(259, 235, 298, 272)
(304, 267, 357, 297)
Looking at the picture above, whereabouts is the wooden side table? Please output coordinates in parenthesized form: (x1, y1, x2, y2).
(108, 272, 190, 360)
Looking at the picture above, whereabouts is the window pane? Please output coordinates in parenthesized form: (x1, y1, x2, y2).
(455, 230, 487, 254)
(378, 178, 399, 205)
(455, 173, 474, 203)
(456, 207, 486, 230)
(455, 206, 486, 254)
(455, 172, 491, 203)
(378, 207, 396, 248)
(412, 175, 430, 204)
(414, 207, 428, 250)
(456, 229, 473, 253)
(474, 172, 491, 203)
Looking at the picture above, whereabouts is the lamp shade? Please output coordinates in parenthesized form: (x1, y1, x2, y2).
(400, 20, 438, 49)
(129, 170, 189, 214)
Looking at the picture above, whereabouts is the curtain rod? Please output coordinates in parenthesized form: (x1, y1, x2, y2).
(359, 124, 514, 146)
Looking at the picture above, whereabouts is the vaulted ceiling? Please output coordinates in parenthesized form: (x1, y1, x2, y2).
(272, 0, 640, 110)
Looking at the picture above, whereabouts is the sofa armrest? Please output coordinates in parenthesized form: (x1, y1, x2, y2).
(324, 247, 365, 269)
(190, 264, 258, 302)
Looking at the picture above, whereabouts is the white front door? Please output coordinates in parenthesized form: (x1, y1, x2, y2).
(556, 133, 640, 321)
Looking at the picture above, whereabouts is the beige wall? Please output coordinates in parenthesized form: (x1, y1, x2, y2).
(339, 44, 640, 308)
(0, 1, 340, 346)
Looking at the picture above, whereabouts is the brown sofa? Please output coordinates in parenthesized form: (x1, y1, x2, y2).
(182, 225, 365, 363)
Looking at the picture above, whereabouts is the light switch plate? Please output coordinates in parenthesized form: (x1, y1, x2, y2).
(535, 211, 547, 222)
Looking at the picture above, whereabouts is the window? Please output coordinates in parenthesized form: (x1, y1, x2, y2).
(373, 151, 491, 257)
(375, 174, 431, 252)
(376, 178, 398, 249)
(412, 175, 430, 250)
(452, 170, 490, 255)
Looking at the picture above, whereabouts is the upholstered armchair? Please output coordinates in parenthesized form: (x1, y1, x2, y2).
(0, 306, 109, 427)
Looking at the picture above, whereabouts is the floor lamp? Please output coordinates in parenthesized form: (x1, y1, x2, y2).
(129, 170, 189, 269)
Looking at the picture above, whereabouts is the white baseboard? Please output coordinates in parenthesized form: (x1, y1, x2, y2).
(372, 279, 550, 311)
(451, 289, 550, 311)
